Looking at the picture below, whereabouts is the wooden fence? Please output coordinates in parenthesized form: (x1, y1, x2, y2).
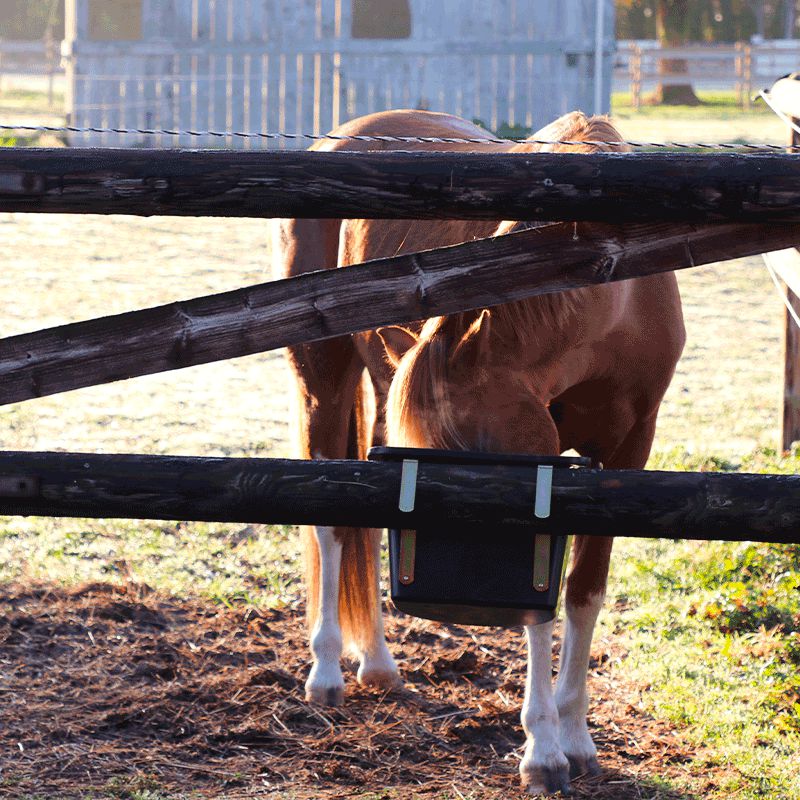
(0, 145, 799, 539)
(760, 76, 800, 450)
(617, 40, 800, 108)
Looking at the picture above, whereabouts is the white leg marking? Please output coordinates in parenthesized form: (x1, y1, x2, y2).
(519, 620, 571, 795)
(356, 529, 400, 690)
(554, 593, 604, 779)
(305, 526, 346, 705)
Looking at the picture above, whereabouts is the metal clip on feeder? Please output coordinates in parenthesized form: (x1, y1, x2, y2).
(368, 447, 590, 628)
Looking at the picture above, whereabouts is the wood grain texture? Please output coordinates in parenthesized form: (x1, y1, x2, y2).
(2, 219, 800, 405)
(4, 149, 800, 221)
(0, 450, 797, 542)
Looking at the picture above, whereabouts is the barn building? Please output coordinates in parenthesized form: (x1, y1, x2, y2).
(62, 0, 615, 147)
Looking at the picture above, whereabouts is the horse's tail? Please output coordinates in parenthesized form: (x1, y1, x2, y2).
(338, 376, 383, 654)
(302, 373, 381, 655)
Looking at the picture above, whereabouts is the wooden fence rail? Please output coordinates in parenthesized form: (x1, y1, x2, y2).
(0, 450, 798, 543)
(1, 218, 799, 406)
(3, 149, 800, 222)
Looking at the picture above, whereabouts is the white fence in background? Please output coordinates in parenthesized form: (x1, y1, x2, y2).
(615, 39, 800, 105)
(62, 0, 615, 148)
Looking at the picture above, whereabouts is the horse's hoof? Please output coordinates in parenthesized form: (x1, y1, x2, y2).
(357, 666, 402, 690)
(567, 754, 602, 780)
(521, 763, 573, 796)
(305, 683, 345, 706)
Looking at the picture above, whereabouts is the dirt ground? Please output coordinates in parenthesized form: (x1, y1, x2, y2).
(0, 582, 725, 800)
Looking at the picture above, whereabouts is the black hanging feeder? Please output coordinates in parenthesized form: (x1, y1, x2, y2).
(368, 447, 591, 627)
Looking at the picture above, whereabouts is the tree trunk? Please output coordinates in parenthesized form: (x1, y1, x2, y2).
(785, 0, 797, 39)
(651, 0, 702, 105)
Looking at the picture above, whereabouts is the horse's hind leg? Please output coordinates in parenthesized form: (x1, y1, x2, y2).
(274, 218, 398, 704)
(288, 336, 366, 705)
(297, 363, 399, 702)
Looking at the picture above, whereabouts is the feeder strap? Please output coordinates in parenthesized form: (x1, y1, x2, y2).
(398, 459, 418, 512)
(534, 465, 553, 519)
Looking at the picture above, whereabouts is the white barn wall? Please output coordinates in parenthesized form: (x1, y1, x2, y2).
(62, 0, 614, 148)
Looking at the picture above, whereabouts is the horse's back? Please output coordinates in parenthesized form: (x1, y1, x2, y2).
(310, 109, 506, 154)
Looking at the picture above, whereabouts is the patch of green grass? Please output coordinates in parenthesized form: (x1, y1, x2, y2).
(612, 89, 775, 118)
(610, 89, 786, 146)
(0, 86, 64, 113)
(0, 515, 302, 608)
(104, 773, 180, 800)
(602, 448, 800, 800)
(0, 132, 65, 147)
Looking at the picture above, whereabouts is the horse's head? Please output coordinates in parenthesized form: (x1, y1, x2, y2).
(382, 308, 559, 455)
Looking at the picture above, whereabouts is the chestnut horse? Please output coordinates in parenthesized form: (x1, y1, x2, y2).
(272, 109, 685, 795)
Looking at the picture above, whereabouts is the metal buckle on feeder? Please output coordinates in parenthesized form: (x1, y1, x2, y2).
(370, 447, 589, 628)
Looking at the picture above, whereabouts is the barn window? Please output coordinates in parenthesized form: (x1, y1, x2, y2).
(88, 0, 143, 41)
(351, 0, 411, 39)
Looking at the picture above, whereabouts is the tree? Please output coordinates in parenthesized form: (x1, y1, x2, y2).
(653, 0, 702, 104)
(617, 0, 760, 42)
(617, 0, 756, 104)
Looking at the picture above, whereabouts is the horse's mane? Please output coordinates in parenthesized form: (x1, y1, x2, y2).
(386, 112, 628, 450)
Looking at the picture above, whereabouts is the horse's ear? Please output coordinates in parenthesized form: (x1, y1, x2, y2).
(376, 326, 418, 368)
(450, 309, 491, 367)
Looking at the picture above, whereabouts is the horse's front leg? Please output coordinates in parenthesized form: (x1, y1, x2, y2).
(520, 620, 571, 795)
(554, 541, 608, 779)
(552, 415, 658, 778)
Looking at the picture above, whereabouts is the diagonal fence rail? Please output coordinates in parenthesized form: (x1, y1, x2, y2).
(0, 219, 799, 405)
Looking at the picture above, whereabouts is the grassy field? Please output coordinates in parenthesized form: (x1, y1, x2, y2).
(0, 90, 799, 798)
